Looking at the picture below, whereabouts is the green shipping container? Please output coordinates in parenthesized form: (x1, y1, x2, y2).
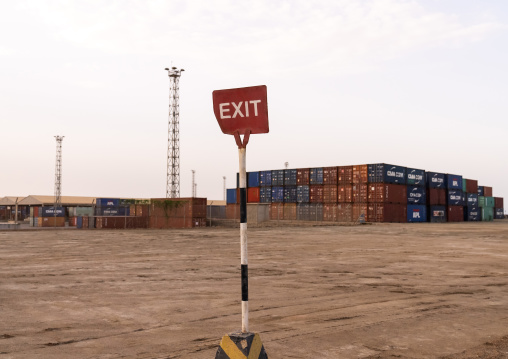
(485, 197, 495, 208)
(76, 207, 94, 216)
(479, 196, 485, 207)
(482, 207, 494, 221)
(462, 178, 467, 192)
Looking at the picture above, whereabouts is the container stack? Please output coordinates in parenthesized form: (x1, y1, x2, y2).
(226, 163, 504, 224)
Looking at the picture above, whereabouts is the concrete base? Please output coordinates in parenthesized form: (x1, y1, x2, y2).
(215, 332, 268, 359)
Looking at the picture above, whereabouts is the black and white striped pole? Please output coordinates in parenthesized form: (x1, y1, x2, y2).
(213, 85, 269, 359)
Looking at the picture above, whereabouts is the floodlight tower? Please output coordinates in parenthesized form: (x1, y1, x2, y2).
(164, 66, 185, 198)
(223, 176, 226, 201)
(54, 136, 64, 209)
(191, 170, 196, 197)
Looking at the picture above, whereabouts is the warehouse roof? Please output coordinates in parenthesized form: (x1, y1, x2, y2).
(17, 195, 96, 206)
(0, 197, 20, 205)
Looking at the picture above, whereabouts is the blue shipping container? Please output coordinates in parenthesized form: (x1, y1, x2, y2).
(100, 207, 130, 216)
(407, 186, 426, 204)
(406, 168, 426, 186)
(260, 187, 272, 203)
(407, 205, 427, 222)
(248, 172, 260, 187)
(41, 206, 65, 217)
(271, 186, 284, 202)
(447, 190, 465, 206)
(226, 188, 237, 204)
(465, 206, 480, 222)
(446, 174, 463, 190)
(96, 198, 120, 207)
(272, 170, 285, 186)
(368, 163, 406, 184)
(495, 208, 504, 219)
(77, 216, 83, 229)
(467, 193, 478, 207)
(284, 169, 298, 186)
(478, 186, 484, 196)
(426, 172, 446, 188)
(297, 185, 310, 203)
(429, 205, 447, 222)
(284, 186, 297, 203)
(310, 168, 324, 184)
(259, 171, 272, 187)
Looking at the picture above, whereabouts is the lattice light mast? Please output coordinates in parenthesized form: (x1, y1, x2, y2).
(223, 176, 226, 201)
(54, 136, 64, 209)
(164, 66, 184, 198)
(191, 170, 196, 197)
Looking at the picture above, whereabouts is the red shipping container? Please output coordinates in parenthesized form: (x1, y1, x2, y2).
(368, 183, 407, 204)
(69, 217, 77, 226)
(465, 179, 478, 194)
(352, 184, 368, 203)
(323, 185, 338, 203)
(297, 168, 310, 185)
(338, 166, 353, 184)
(338, 185, 353, 203)
(368, 203, 407, 223)
(247, 187, 260, 203)
(352, 203, 368, 222)
(447, 206, 464, 222)
(226, 204, 240, 220)
(270, 203, 284, 220)
(33, 206, 39, 217)
(337, 203, 353, 222)
(352, 165, 368, 183)
(283, 203, 297, 220)
(494, 197, 504, 209)
(310, 185, 324, 203)
(323, 204, 338, 222)
(428, 188, 447, 205)
(484, 186, 493, 197)
(323, 167, 338, 185)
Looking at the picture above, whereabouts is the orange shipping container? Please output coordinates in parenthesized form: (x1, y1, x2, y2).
(323, 204, 338, 222)
(338, 185, 353, 203)
(338, 166, 353, 184)
(283, 203, 297, 220)
(352, 165, 368, 184)
(352, 184, 368, 203)
(352, 203, 368, 222)
(247, 187, 260, 203)
(323, 185, 338, 203)
(337, 203, 353, 222)
(323, 167, 338, 185)
(270, 203, 284, 220)
(226, 204, 240, 220)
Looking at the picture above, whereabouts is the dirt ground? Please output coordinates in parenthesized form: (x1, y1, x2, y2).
(1, 221, 508, 359)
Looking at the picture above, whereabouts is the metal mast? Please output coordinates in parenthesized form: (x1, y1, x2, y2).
(223, 176, 226, 201)
(164, 66, 184, 198)
(191, 170, 196, 197)
(54, 136, 64, 209)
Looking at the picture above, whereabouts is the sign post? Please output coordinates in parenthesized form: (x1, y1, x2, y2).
(213, 85, 269, 359)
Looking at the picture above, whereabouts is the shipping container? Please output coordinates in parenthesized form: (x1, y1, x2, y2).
(96, 198, 120, 207)
(352, 183, 368, 203)
(464, 206, 480, 222)
(69, 217, 77, 226)
(338, 185, 353, 203)
(271, 170, 285, 186)
(310, 168, 324, 185)
(485, 197, 495, 208)
(34, 206, 39, 217)
(338, 166, 353, 184)
(367, 183, 406, 204)
(284, 169, 297, 186)
(447, 190, 465, 206)
(227, 188, 237, 204)
(41, 206, 65, 217)
(427, 188, 447, 205)
(407, 186, 426, 205)
(352, 203, 368, 222)
(283, 186, 297, 203)
(494, 197, 504, 209)
(426, 172, 446, 189)
(309, 203, 324, 221)
(297, 203, 310, 221)
(76, 207, 94, 216)
(368, 164, 406, 184)
(97, 207, 130, 216)
(40, 217, 65, 227)
(446, 174, 463, 190)
(271, 186, 284, 203)
(323, 204, 338, 222)
(207, 205, 226, 219)
(226, 204, 240, 220)
(323, 185, 338, 203)
(368, 203, 406, 223)
(447, 206, 464, 222)
(248, 172, 260, 187)
(337, 203, 353, 222)
(352, 165, 368, 183)
(149, 216, 200, 229)
(323, 167, 338, 185)
(495, 208, 504, 219)
(297, 168, 310, 185)
(297, 185, 310, 203)
(259, 170, 272, 187)
(283, 203, 297, 220)
(482, 207, 494, 222)
(310, 185, 324, 203)
(270, 203, 284, 220)
(467, 193, 478, 207)
(260, 187, 272, 203)
(478, 186, 484, 196)
(484, 186, 493, 197)
(407, 205, 427, 223)
(406, 168, 426, 186)
(247, 187, 260, 203)
(429, 206, 447, 223)
(77, 216, 83, 229)
(150, 198, 207, 223)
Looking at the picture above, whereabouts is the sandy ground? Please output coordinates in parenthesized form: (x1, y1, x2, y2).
(1, 221, 508, 359)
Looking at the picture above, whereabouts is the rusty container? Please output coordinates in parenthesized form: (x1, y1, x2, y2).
(495, 197, 504, 209)
(338, 166, 353, 184)
(352, 203, 368, 222)
(352, 165, 368, 183)
(323, 204, 338, 222)
(226, 204, 240, 220)
(323, 167, 338, 185)
(297, 168, 310, 185)
(297, 203, 311, 221)
(310, 185, 324, 203)
(338, 185, 353, 203)
(270, 203, 284, 220)
(427, 188, 447, 205)
(368, 203, 407, 223)
(447, 206, 464, 222)
(323, 185, 338, 203)
(367, 183, 406, 204)
(283, 203, 297, 220)
(465, 179, 478, 194)
(69, 217, 77, 226)
(337, 203, 353, 222)
(352, 183, 368, 203)
(483, 186, 493, 197)
(41, 217, 65, 227)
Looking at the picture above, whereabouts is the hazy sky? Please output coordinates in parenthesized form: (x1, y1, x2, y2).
(1, 0, 507, 203)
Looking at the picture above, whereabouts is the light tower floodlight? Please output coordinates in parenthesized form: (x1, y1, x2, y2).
(165, 66, 184, 198)
(54, 136, 64, 210)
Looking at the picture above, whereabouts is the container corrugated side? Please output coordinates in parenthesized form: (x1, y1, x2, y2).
(447, 190, 465, 206)
(407, 205, 427, 222)
(407, 186, 426, 205)
(465, 179, 478, 194)
(297, 168, 310, 185)
(323, 204, 337, 222)
(323, 167, 338, 185)
(484, 186, 493, 197)
(270, 203, 284, 220)
(323, 185, 338, 203)
(283, 186, 297, 203)
(337, 203, 353, 222)
(259, 171, 272, 186)
(427, 188, 447, 205)
(494, 197, 504, 208)
(368, 164, 406, 184)
(429, 205, 447, 223)
(426, 172, 446, 189)
(248, 172, 260, 187)
(284, 169, 297, 186)
(494, 208, 504, 219)
(447, 206, 464, 222)
(446, 174, 463, 190)
(310, 168, 324, 185)
(310, 185, 324, 203)
(367, 183, 406, 204)
(464, 206, 480, 221)
(297, 185, 310, 203)
(260, 187, 272, 203)
(247, 187, 260, 203)
(283, 203, 297, 220)
(406, 168, 426, 186)
(482, 207, 494, 221)
(478, 186, 484, 196)
(368, 203, 406, 223)
(352, 184, 368, 203)
(271, 170, 285, 186)
(338, 166, 353, 184)
(338, 185, 353, 203)
(352, 165, 368, 183)
(271, 186, 284, 203)
(467, 193, 478, 207)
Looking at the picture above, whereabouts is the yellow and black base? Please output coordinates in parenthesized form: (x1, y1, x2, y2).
(215, 332, 268, 359)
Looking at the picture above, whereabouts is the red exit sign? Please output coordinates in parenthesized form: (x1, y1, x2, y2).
(212, 85, 269, 136)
